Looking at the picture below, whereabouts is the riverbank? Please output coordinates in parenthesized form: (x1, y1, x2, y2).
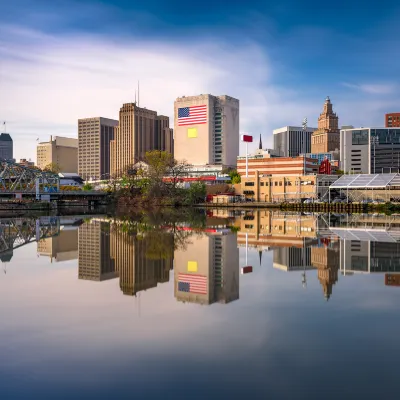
(197, 201, 400, 213)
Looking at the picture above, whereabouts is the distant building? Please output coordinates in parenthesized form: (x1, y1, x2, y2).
(385, 113, 400, 127)
(237, 149, 318, 176)
(78, 117, 118, 181)
(273, 126, 317, 157)
(174, 94, 239, 167)
(0, 133, 13, 161)
(311, 97, 340, 153)
(340, 127, 400, 173)
(110, 103, 173, 177)
(18, 158, 35, 168)
(37, 136, 78, 172)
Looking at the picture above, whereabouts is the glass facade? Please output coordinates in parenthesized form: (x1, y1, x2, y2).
(351, 129, 369, 145)
(370, 128, 400, 144)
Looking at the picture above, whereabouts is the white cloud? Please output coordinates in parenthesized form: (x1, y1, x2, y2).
(342, 82, 395, 95)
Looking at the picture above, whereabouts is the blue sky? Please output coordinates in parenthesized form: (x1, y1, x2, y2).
(1, 0, 400, 160)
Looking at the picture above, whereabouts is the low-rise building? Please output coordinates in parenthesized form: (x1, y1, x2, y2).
(18, 159, 35, 168)
(37, 135, 78, 172)
(237, 150, 318, 177)
(238, 171, 338, 202)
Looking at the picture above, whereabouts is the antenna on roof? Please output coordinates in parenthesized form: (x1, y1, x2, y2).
(138, 81, 140, 107)
(134, 88, 136, 104)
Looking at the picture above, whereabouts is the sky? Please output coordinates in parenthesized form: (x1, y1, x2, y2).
(1, 0, 400, 161)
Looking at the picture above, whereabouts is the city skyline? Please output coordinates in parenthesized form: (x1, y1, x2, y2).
(1, 0, 400, 161)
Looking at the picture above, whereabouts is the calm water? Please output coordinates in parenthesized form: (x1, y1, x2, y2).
(0, 210, 399, 400)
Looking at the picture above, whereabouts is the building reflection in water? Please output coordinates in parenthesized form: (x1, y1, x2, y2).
(78, 219, 173, 295)
(38, 228, 79, 263)
(174, 230, 239, 305)
(73, 211, 400, 304)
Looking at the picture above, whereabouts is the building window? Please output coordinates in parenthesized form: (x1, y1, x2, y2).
(260, 182, 264, 186)
(245, 182, 255, 186)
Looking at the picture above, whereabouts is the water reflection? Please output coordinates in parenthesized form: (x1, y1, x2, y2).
(1, 210, 399, 300)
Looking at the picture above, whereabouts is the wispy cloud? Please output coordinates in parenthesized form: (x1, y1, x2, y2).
(342, 82, 395, 95)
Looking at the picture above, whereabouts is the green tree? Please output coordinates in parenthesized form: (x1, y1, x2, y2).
(83, 183, 93, 191)
(184, 182, 206, 205)
(43, 162, 61, 174)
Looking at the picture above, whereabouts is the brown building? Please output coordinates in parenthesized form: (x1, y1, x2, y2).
(311, 243, 340, 300)
(37, 136, 78, 172)
(239, 171, 338, 202)
(237, 150, 318, 177)
(18, 158, 35, 168)
(385, 113, 400, 127)
(110, 103, 173, 177)
(78, 117, 118, 180)
(311, 97, 340, 153)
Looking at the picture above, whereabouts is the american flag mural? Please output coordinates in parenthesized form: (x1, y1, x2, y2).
(178, 273, 207, 294)
(177, 105, 207, 126)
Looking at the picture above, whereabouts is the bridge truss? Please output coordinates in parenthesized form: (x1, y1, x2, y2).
(0, 160, 59, 193)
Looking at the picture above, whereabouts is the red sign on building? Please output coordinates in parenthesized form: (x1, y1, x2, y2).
(319, 158, 332, 174)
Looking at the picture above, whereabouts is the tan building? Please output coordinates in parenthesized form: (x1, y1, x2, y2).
(236, 210, 318, 250)
(78, 220, 117, 281)
(37, 228, 78, 262)
(311, 97, 340, 153)
(239, 171, 338, 202)
(37, 135, 78, 172)
(110, 103, 173, 177)
(174, 233, 239, 305)
(311, 243, 340, 300)
(174, 94, 239, 167)
(237, 150, 318, 177)
(78, 117, 118, 180)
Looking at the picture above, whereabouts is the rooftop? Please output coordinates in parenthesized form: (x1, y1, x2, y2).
(0, 133, 12, 141)
(330, 173, 400, 189)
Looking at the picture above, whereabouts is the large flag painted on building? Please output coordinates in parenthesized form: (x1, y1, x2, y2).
(178, 105, 207, 126)
(178, 273, 207, 294)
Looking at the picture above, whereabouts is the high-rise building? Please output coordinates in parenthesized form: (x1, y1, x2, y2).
(78, 117, 118, 180)
(174, 94, 239, 167)
(174, 233, 239, 305)
(385, 112, 400, 127)
(340, 127, 400, 173)
(311, 97, 340, 153)
(37, 136, 78, 172)
(78, 220, 117, 281)
(110, 103, 173, 177)
(0, 133, 13, 161)
(273, 126, 317, 157)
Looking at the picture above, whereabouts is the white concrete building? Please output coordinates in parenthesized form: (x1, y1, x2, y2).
(174, 94, 239, 167)
(273, 126, 317, 157)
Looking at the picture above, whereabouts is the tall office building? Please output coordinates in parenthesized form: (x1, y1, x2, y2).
(78, 117, 118, 180)
(340, 127, 400, 173)
(174, 94, 239, 167)
(273, 126, 317, 157)
(385, 112, 400, 127)
(174, 233, 239, 305)
(37, 136, 78, 172)
(110, 103, 173, 177)
(311, 97, 340, 153)
(78, 220, 117, 281)
(0, 133, 13, 160)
